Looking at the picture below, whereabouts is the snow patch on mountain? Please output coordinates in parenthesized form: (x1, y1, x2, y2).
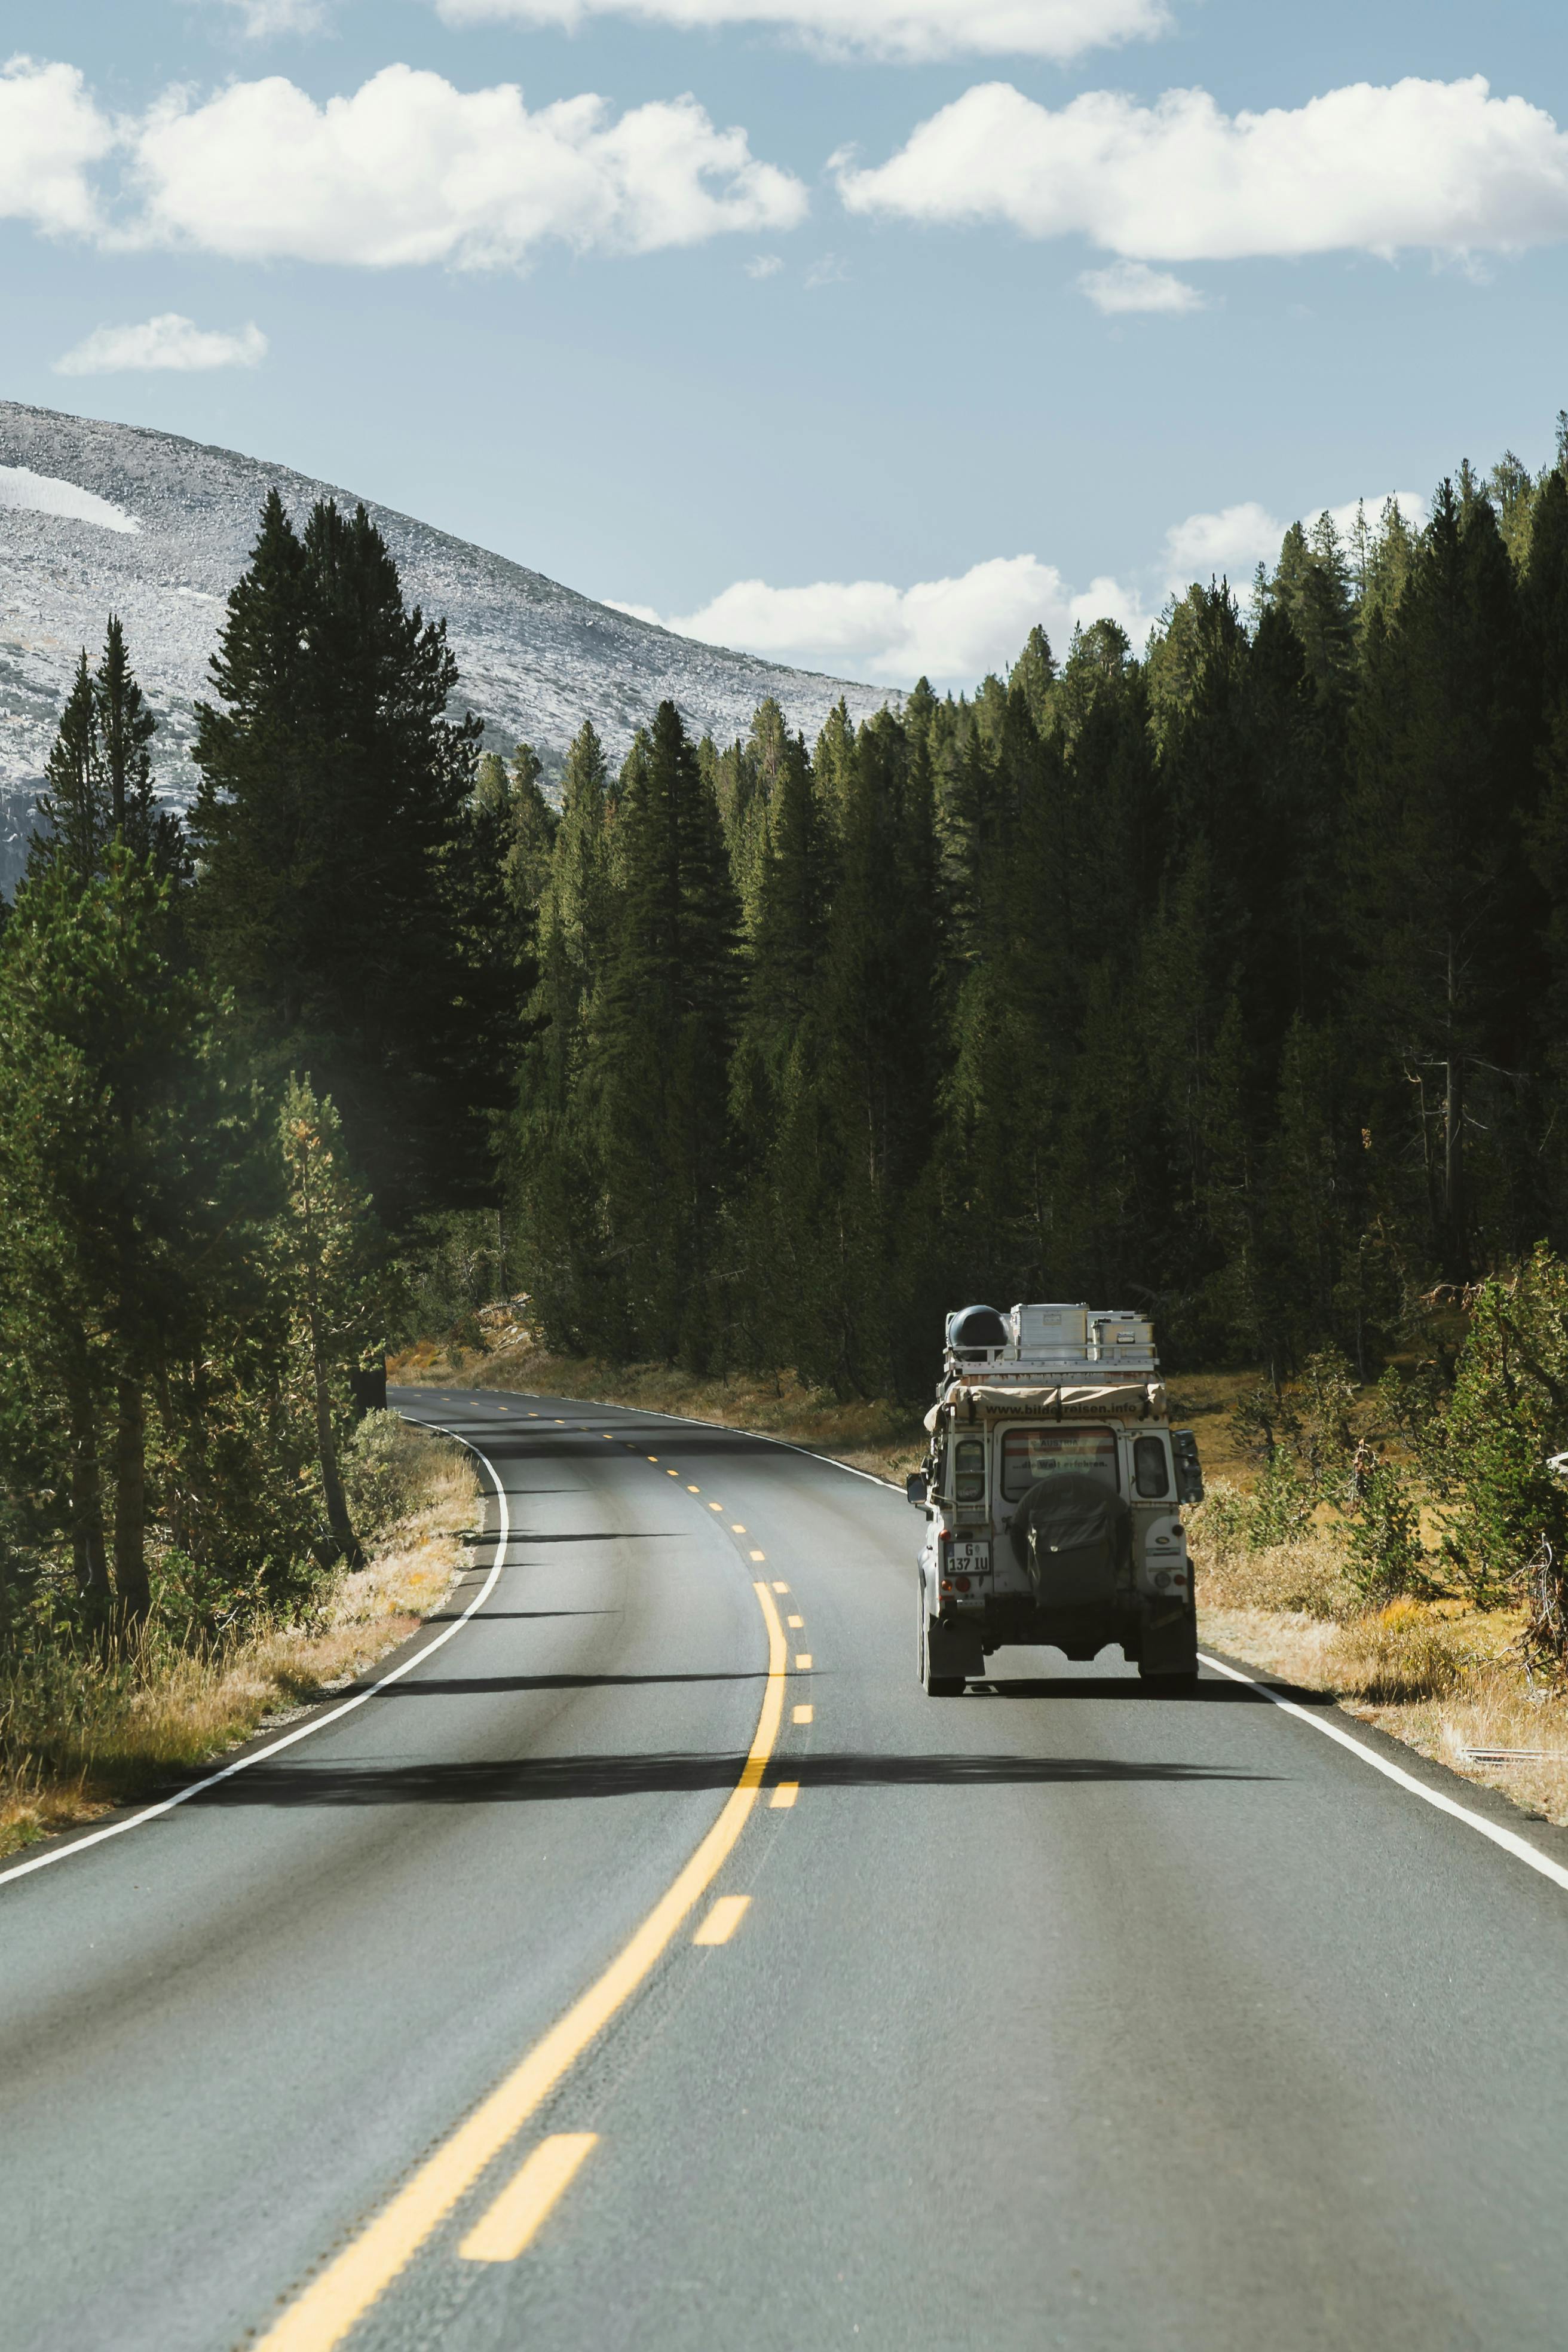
(0, 402, 895, 885)
(0, 464, 141, 534)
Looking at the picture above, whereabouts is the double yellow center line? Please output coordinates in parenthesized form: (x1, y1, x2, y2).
(256, 1576, 789, 2351)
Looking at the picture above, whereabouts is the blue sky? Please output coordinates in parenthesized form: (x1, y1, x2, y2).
(4, 0, 1567, 685)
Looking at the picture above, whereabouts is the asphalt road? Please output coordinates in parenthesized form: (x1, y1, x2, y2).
(6, 1384, 1568, 2352)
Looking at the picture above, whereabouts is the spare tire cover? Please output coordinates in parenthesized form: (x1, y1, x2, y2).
(1009, 1474, 1131, 1604)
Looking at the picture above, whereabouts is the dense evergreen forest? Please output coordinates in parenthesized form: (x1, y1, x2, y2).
(512, 442, 1568, 1398)
(6, 427, 1568, 1642)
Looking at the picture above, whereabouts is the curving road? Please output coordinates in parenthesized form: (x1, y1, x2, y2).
(5, 1385, 1568, 2351)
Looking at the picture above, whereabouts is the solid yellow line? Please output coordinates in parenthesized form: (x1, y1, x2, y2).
(254, 1582, 788, 2352)
(457, 2134, 598, 2264)
(692, 1894, 751, 1945)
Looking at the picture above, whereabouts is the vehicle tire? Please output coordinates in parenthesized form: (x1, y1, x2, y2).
(920, 1608, 965, 1696)
(1138, 1597, 1199, 1686)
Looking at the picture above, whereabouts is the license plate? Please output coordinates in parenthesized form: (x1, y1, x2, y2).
(951, 1539, 991, 1575)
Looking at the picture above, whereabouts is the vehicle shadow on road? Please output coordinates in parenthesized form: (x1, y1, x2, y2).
(976, 1677, 1333, 1707)
(189, 1749, 1276, 1807)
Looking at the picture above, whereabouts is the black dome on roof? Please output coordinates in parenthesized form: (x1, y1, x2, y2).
(948, 1304, 1008, 1353)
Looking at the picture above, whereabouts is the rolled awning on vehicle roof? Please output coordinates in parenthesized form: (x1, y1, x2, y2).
(924, 1380, 1166, 1432)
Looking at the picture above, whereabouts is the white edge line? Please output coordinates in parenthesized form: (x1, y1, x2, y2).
(1199, 1649, 1568, 1897)
(0, 1419, 509, 1894)
(409, 1383, 905, 1491)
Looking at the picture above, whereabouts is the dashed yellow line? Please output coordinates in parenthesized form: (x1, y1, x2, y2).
(793, 1704, 813, 1725)
(252, 1583, 788, 2352)
(770, 1782, 800, 1810)
(458, 2135, 598, 2264)
(795, 1654, 812, 1671)
(692, 1894, 751, 1946)
(749, 1549, 766, 1563)
(787, 1615, 803, 1629)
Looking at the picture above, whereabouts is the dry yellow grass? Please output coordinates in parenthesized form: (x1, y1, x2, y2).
(0, 1431, 478, 1863)
(393, 1336, 929, 1484)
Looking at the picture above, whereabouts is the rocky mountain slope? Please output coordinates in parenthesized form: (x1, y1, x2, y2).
(0, 402, 893, 886)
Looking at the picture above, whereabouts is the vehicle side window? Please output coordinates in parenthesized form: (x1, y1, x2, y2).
(1133, 1435, 1171, 1498)
(954, 1438, 986, 1502)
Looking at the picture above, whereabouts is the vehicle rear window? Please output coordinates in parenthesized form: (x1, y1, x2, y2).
(1133, 1435, 1171, 1498)
(953, 1437, 986, 1502)
(1001, 1426, 1117, 1500)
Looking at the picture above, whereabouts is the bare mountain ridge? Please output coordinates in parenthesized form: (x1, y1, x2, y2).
(0, 401, 893, 885)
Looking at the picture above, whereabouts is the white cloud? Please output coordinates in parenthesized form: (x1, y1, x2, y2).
(626, 556, 1154, 684)
(205, 0, 327, 31)
(621, 489, 1437, 685)
(53, 313, 268, 375)
(1326, 491, 1426, 540)
(0, 464, 140, 535)
(0, 56, 112, 237)
(837, 75, 1568, 260)
(123, 65, 806, 266)
(432, 0, 1170, 66)
(746, 252, 784, 277)
(1079, 258, 1204, 313)
(804, 250, 850, 287)
(1162, 501, 1283, 586)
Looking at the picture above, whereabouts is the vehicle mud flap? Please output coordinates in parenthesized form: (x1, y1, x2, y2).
(927, 1614, 985, 1682)
(1137, 1598, 1199, 1682)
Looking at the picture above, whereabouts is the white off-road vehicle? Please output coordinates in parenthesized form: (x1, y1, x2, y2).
(908, 1303, 1204, 1695)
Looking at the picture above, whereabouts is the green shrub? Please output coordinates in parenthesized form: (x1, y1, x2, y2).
(1443, 1245, 1568, 1608)
(342, 1411, 452, 1546)
(1247, 1447, 1314, 1546)
(1346, 1453, 1426, 1603)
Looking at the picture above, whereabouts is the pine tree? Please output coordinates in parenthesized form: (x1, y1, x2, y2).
(1347, 479, 1541, 1277)
(586, 703, 739, 1361)
(272, 1077, 384, 1567)
(190, 494, 483, 1224)
(0, 850, 215, 1627)
(30, 653, 106, 886)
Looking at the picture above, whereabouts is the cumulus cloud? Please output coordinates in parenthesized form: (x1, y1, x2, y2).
(0, 56, 113, 237)
(54, 313, 268, 374)
(837, 75, 1568, 260)
(619, 491, 1435, 685)
(120, 65, 805, 266)
(1162, 501, 1284, 584)
(617, 556, 1152, 684)
(1157, 492, 1430, 590)
(432, 0, 1170, 66)
(1079, 258, 1204, 313)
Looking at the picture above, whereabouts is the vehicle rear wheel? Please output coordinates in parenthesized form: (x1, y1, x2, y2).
(920, 1607, 966, 1696)
(1138, 1597, 1199, 1685)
